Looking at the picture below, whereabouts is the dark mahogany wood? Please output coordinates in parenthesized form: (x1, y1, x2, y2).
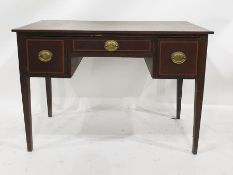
(70, 37, 153, 58)
(72, 38, 151, 52)
(20, 75, 33, 151)
(158, 39, 199, 77)
(26, 39, 65, 74)
(192, 35, 208, 154)
(17, 34, 33, 151)
(176, 79, 183, 119)
(45, 77, 52, 117)
(12, 20, 213, 35)
(12, 21, 213, 154)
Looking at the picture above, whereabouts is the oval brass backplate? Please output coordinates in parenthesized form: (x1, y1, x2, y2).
(104, 40, 119, 52)
(170, 51, 186, 64)
(38, 50, 53, 63)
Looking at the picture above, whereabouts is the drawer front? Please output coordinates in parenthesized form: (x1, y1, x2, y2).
(26, 39, 65, 74)
(72, 38, 152, 53)
(159, 39, 199, 76)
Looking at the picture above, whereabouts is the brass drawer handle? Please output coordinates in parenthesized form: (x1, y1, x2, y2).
(104, 40, 119, 51)
(38, 50, 53, 63)
(171, 51, 186, 64)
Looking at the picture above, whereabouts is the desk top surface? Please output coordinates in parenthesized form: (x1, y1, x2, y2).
(12, 20, 214, 34)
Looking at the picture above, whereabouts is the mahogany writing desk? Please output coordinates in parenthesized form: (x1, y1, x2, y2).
(12, 20, 214, 154)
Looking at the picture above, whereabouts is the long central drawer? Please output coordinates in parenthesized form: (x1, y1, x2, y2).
(71, 38, 152, 55)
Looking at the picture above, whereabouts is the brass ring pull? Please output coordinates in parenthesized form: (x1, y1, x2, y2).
(104, 40, 119, 52)
(38, 50, 53, 63)
(170, 51, 186, 64)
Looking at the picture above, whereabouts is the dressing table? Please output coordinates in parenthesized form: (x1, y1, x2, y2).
(12, 20, 214, 154)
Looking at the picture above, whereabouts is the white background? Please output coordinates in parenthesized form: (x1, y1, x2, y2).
(0, 0, 233, 175)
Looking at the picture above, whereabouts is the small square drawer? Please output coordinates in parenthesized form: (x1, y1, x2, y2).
(72, 38, 152, 53)
(159, 39, 199, 76)
(26, 39, 65, 74)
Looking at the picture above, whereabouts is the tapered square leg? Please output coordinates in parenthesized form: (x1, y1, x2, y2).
(192, 36, 208, 154)
(176, 78, 183, 119)
(20, 75, 33, 151)
(45, 77, 52, 117)
(192, 77, 205, 154)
